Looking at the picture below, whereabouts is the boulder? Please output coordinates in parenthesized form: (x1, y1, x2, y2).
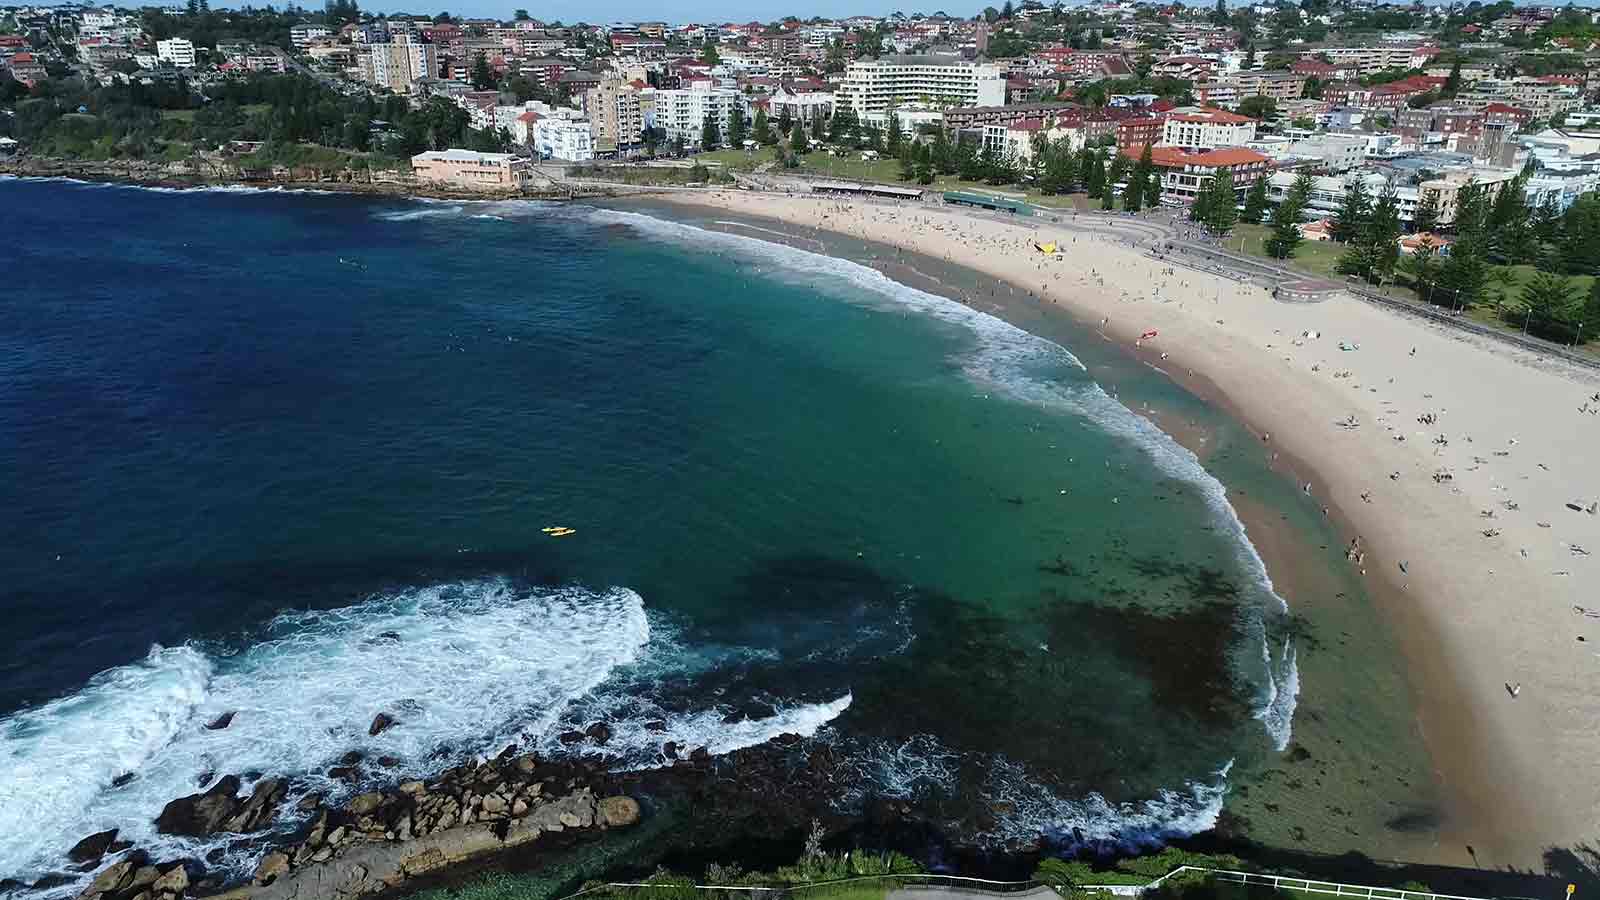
(221, 778, 286, 833)
(111, 774, 136, 789)
(643, 721, 667, 732)
(596, 796, 641, 828)
(556, 731, 584, 745)
(348, 793, 385, 817)
(252, 853, 290, 887)
(479, 795, 506, 816)
(152, 865, 188, 895)
(155, 776, 241, 836)
(339, 752, 363, 766)
(511, 754, 538, 776)
(125, 866, 162, 894)
(368, 713, 396, 737)
(67, 830, 119, 865)
(80, 857, 141, 898)
(204, 712, 235, 731)
(398, 781, 426, 796)
(583, 723, 611, 746)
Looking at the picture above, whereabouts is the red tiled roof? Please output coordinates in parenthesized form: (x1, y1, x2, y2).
(1171, 107, 1253, 125)
(1125, 144, 1270, 168)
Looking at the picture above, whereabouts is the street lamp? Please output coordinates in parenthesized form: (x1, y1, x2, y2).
(1573, 320, 1585, 348)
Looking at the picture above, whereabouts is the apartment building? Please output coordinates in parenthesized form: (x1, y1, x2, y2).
(1223, 71, 1308, 101)
(647, 80, 749, 147)
(1457, 76, 1584, 120)
(942, 101, 1077, 132)
(1161, 108, 1257, 151)
(359, 35, 438, 92)
(289, 24, 330, 50)
(411, 149, 531, 189)
(1128, 145, 1273, 204)
(583, 77, 645, 155)
(836, 55, 1006, 117)
(156, 37, 196, 68)
(1298, 45, 1439, 76)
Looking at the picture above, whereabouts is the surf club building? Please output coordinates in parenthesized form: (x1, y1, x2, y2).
(1124, 145, 1273, 206)
(411, 149, 532, 190)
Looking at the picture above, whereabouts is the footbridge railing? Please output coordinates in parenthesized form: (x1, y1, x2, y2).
(1144, 867, 1499, 900)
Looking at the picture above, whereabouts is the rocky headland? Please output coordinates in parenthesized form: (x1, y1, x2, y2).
(35, 717, 856, 900)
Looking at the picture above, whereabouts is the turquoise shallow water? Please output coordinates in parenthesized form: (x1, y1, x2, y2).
(0, 179, 1326, 888)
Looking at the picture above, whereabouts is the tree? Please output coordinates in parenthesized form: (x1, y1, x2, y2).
(1124, 166, 1144, 212)
(898, 144, 917, 181)
(1330, 176, 1371, 243)
(1439, 235, 1489, 309)
(700, 42, 720, 65)
(790, 120, 807, 154)
(1190, 185, 1211, 225)
(1444, 59, 1462, 94)
(1241, 176, 1269, 224)
(1412, 188, 1440, 234)
(727, 105, 747, 145)
(1367, 186, 1403, 282)
(470, 53, 496, 90)
(752, 107, 772, 145)
(1237, 95, 1276, 120)
(1514, 271, 1583, 341)
(1401, 242, 1441, 301)
(1205, 169, 1238, 234)
(1212, 0, 1229, 25)
(1101, 176, 1116, 209)
(1144, 169, 1161, 209)
(513, 8, 531, 19)
(1265, 173, 1312, 259)
(1085, 154, 1104, 198)
(885, 108, 903, 155)
(700, 113, 721, 150)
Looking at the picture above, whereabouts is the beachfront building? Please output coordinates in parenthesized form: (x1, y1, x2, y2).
(411, 149, 531, 189)
(359, 35, 439, 93)
(1126, 145, 1273, 205)
(836, 55, 1006, 117)
(582, 77, 645, 157)
(765, 85, 836, 123)
(156, 37, 196, 68)
(648, 80, 749, 148)
(1160, 108, 1257, 152)
(532, 113, 595, 161)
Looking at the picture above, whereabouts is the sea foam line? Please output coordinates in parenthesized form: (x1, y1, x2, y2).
(585, 206, 1298, 749)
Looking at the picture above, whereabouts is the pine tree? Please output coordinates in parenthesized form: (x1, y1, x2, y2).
(1412, 188, 1440, 234)
(1205, 169, 1238, 234)
(790, 121, 807, 154)
(1124, 168, 1143, 212)
(1190, 187, 1211, 225)
(752, 108, 772, 145)
(885, 109, 903, 155)
(1085, 154, 1104, 198)
(727, 106, 747, 146)
(1102, 178, 1116, 209)
(1367, 186, 1403, 282)
(899, 144, 917, 181)
(701, 114, 721, 150)
(1330, 176, 1371, 243)
(1265, 173, 1312, 259)
(1241, 177, 1269, 224)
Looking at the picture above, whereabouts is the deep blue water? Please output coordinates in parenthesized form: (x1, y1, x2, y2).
(0, 178, 1299, 889)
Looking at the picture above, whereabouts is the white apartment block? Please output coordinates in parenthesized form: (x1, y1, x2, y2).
(359, 36, 438, 92)
(1298, 45, 1437, 75)
(647, 80, 749, 147)
(837, 55, 1006, 117)
(534, 113, 596, 161)
(289, 24, 330, 50)
(1161, 109, 1258, 151)
(765, 86, 835, 122)
(156, 37, 195, 68)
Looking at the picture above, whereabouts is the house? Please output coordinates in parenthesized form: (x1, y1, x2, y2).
(1399, 232, 1453, 256)
(1297, 218, 1335, 241)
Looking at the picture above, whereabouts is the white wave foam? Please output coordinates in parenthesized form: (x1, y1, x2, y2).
(837, 734, 960, 806)
(0, 647, 212, 882)
(0, 580, 649, 888)
(587, 206, 1297, 747)
(0, 175, 332, 196)
(1254, 635, 1299, 752)
(982, 756, 1233, 851)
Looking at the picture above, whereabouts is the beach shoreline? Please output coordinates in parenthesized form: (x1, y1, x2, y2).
(638, 188, 1600, 871)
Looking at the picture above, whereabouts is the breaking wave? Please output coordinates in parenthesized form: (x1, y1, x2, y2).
(585, 206, 1298, 747)
(0, 579, 853, 891)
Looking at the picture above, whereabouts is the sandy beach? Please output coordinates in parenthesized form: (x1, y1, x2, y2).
(658, 189, 1600, 871)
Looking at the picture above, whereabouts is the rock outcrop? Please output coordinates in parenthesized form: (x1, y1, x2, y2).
(154, 777, 286, 838)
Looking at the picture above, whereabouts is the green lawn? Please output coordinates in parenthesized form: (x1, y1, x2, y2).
(160, 108, 196, 122)
(1228, 224, 1600, 356)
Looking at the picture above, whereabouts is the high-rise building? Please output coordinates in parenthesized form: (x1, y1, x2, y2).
(359, 35, 438, 92)
(836, 56, 1006, 117)
(583, 77, 645, 156)
(155, 37, 196, 68)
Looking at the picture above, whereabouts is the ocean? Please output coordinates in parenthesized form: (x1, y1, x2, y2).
(0, 178, 1431, 892)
